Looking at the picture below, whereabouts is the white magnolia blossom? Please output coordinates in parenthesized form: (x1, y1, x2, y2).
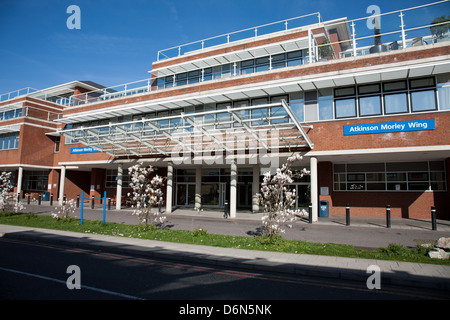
(52, 199, 76, 220)
(0, 171, 25, 213)
(258, 154, 310, 237)
(127, 163, 166, 227)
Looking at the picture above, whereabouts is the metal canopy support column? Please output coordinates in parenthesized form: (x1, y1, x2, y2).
(59, 165, 66, 205)
(116, 164, 123, 210)
(230, 160, 237, 218)
(252, 164, 260, 213)
(166, 162, 173, 214)
(16, 166, 23, 200)
(195, 166, 201, 210)
(310, 157, 318, 222)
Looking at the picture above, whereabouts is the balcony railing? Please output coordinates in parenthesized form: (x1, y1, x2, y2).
(0, 87, 38, 103)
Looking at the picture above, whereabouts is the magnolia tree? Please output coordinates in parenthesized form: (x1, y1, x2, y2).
(52, 199, 76, 220)
(0, 171, 25, 213)
(127, 163, 166, 227)
(258, 154, 310, 237)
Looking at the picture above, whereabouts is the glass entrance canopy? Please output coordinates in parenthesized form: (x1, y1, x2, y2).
(57, 100, 313, 158)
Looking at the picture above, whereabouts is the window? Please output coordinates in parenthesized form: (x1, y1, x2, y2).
(255, 57, 269, 72)
(334, 161, 446, 191)
(240, 59, 254, 75)
(0, 133, 19, 150)
(23, 171, 49, 191)
(290, 92, 304, 122)
(359, 96, 381, 116)
(304, 91, 318, 122)
(318, 88, 333, 120)
(437, 83, 450, 110)
(251, 97, 268, 126)
(106, 169, 130, 188)
(411, 90, 436, 112)
(335, 98, 356, 118)
(272, 53, 286, 69)
(384, 93, 408, 114)
(287, 50, 302, 66)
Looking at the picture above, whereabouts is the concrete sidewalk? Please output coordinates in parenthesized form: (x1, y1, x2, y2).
(0, 223, 449, 293)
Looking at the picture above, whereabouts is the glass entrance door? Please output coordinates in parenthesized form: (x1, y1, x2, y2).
(292, 184, 310, 210)
(175, 183, 195, 206)
(237, 183, 252, 208)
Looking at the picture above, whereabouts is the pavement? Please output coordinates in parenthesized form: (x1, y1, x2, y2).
(1, 202, 450, 293)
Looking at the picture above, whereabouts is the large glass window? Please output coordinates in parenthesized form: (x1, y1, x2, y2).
(384, 93, 408, 114)
(334, 161, 446, 191)
(106, 169, 130, 188)
(335, 98, 356, 118)
(359, 96, 381, 116)
(410, 90, 436, 112)
(318, 88, 333, 120)
(0, 133, 19, 150)
(23, 171, 49, 191)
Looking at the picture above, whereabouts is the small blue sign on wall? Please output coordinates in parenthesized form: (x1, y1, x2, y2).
(343, 119, 435, 136)
(70, 146, 101, 154)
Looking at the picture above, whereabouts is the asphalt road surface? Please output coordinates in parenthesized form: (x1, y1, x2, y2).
(1, 237, 448, 305)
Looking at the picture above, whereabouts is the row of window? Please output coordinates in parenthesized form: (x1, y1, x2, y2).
(65, 76, 449, 144)
(157, 50, 307, 89)
(0, 108, 22, 121)
(0, 133, 19, 150)
(333, 161, 446, 191)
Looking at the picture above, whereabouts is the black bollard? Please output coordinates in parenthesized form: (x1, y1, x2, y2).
(76, 195, 80, 208)
(346, 204, 350, 226)
(50, 193, 53, 206)
(431, 206, 437, 231)
(386, 205, 391, 228)
(108, 198, 111, 211)
(309, 203, 312, 224)
(38, 194, 41, 205)
(224, 201, 228, 219)
(91, 195, 95, 209)
(27, 194, 30, 205)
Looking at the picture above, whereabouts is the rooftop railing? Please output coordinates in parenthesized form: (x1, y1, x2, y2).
(157, 12, 323, 61)
(0, 87, 38, 103)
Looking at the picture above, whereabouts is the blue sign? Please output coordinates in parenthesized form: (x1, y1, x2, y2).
(70, 146, 101, 154)
(343, 119, 435, 136)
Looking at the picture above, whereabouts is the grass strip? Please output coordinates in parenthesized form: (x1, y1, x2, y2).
(0, 212, 448, 266)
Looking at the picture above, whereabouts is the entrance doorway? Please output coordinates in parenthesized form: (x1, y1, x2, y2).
(291, 183, 310, 210)
(237, 183, 252, 208)
(175, 183, 195, 206)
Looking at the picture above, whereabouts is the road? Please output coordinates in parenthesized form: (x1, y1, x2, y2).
(1, 237, 448, 305)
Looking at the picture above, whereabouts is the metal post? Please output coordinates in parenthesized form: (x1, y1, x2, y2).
(386, 205, 391, 228)
(38, 194, 41, 205)
(351, 22, 357, 57)
(108, 198, 111, 211)
(76, 195, 80, 208)
(50, 194, 53, 206)
(80, 190, 84, 225)
(91, 195, 94, 209)
(102, 191, 106, 224)
(431, 206, 437, 231)
(399, 11, 406, 49)
(27, 194, 30, 205)
(346, 204, 350, 226)
(309, 203, 313, 224)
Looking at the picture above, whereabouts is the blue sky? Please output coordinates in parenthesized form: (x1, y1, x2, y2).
(0, 0, 447, 94)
